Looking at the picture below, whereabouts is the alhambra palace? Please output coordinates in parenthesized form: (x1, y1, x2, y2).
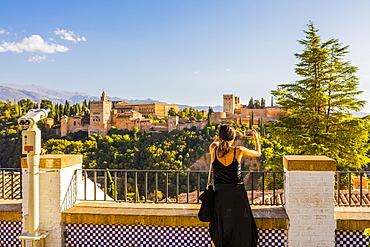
(59, 92, 285, 137)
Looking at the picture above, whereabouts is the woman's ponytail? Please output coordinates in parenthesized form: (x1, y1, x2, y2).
(217, 125, 236, 158)
(218, 140, 230, 158)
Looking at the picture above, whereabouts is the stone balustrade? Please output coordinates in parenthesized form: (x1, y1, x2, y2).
(1, 155, 370, 246)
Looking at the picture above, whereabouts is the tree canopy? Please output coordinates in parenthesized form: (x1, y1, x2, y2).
(270, 21, 369, 170)
(43, 126, 218, 170)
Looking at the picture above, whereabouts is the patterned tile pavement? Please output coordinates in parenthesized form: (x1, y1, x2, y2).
(2, 222, 369, 246)
(65, 224, 287, 247)
(0, 221, 22, 247)
(335, 230, 370, 247)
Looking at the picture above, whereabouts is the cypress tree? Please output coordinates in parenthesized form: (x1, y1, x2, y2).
(207, 107, 213, 126)
(248, 97, 254, 109)
(249, 111, 254, 130)
(63, 100, 70, 116)
(261, 98, 266, 109)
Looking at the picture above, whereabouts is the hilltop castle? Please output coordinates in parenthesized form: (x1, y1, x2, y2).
(60, 92, 206, 137)
(58, 93, 285, 137)
(211, 94, 286, 125)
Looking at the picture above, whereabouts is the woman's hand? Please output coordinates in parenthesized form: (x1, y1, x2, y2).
(235, 130, 244, 138)
(251, 130, 258, 138)
(238, 129, 261, 158)
(251, 130, 261, 155)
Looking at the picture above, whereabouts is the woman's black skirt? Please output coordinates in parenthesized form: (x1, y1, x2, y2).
(209, 183, 258, 247)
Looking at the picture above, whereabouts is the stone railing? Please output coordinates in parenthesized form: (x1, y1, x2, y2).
(1, 155, 370, 246)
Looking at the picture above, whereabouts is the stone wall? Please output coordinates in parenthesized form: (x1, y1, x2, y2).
(284, 155, 336, 247)
(241, 107, 286, 118)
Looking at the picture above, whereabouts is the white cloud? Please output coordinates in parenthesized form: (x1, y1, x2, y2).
(0, 34, 69, 53)
(54, 29, 86, 43)
(28, 55, 47, 62)
(0, 29, 10, 35)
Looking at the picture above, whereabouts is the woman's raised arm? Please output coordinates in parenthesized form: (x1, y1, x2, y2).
(239, 130, 261, 158)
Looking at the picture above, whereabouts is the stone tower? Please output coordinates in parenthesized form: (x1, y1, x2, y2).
(88, 91, 113, 136)
(223, 94, 240, 115)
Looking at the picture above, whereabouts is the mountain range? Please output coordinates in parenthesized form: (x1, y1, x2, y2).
(0, 83, 222, 111)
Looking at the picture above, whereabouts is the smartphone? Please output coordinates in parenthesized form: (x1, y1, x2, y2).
(245, 130, 254, 136)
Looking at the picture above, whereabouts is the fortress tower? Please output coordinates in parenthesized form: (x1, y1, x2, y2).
(88, 91, 113, 136)
(223, 94, 241, 115)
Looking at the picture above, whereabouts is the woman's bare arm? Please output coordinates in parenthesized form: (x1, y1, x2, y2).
(239, 130, 261, 158)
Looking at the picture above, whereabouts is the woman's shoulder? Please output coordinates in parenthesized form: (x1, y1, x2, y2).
(234, 146, 250, 155)
(235, 145, 260, 158)
(235, 145, 250, 150)
(209, 143, 218, 153)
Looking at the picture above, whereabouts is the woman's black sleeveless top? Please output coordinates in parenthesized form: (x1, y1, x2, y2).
(212, 148, 243, 184)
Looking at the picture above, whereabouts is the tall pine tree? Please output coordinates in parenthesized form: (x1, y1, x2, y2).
(270, 21, 369, 170)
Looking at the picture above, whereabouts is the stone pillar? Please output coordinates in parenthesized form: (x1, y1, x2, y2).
(284, 155, 336, 247)
(22, 154, 82, 247)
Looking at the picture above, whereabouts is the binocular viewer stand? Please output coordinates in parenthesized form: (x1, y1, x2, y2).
(18, 231, 49, 247)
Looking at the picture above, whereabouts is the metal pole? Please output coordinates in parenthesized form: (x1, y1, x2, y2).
(26, 123, 41, 236)
(27, 153, 40, 235)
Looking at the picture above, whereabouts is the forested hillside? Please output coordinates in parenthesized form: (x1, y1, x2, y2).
(43, 127, 218, 170)
(0, 98, 219, 169)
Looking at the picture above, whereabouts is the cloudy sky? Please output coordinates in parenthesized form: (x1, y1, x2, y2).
(1, 1, 370, 112)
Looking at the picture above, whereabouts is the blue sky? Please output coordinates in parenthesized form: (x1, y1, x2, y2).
(1, 0, 370, 112)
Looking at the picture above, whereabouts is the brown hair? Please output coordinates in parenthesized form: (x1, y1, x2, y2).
(217, 124, 236, 158)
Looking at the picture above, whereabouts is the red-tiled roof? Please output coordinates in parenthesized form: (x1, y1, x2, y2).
(335, 191, 370, 206)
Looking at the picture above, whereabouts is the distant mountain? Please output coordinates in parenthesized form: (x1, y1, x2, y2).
(177, 104, 223, 112)
(0, 83, 96, 104)
(0, 83, 222, 110)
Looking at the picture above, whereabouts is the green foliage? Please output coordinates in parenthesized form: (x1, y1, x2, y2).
(254, 99, 261, 109)
(106, 168, 115, 199)
(0, 98, 218, 171)
(207, 107, 213, 126)
(271, 21, 370, 171)
(43, 126, 218, 170)
(249, 111, 254, 130)
(63, 100, 70, 116)
(168, 107, 177, 117)
(258, 118, 266, 137)
(0, 100, 37, 168)
(248, 97, 254, 109)
(176, 107, 204, 120)
(248, 97, 266, 109)
(0, 98, 91, 168)
(261, 98, 266, 109)
(40, 100, 55, 119)
(0, 115, 22, 168)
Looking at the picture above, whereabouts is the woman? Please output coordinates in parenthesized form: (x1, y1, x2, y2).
(209, 124, 261, 247)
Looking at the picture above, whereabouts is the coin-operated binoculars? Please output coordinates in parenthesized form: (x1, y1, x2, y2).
(18, 108, 50, 245)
